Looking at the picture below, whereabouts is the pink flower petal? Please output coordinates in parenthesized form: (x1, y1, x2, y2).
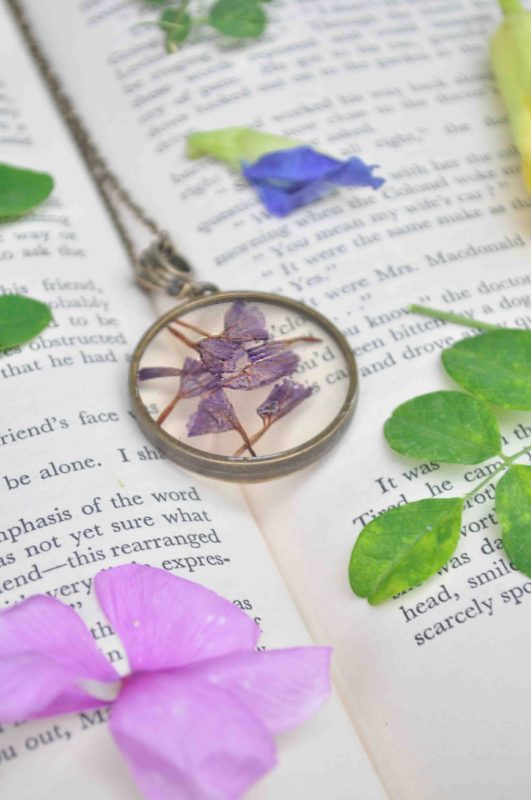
(0, 595, 118, 723)
(190, 647, 331, 732)
(95, 565, 260, 672)
(110, 671, 276, 800)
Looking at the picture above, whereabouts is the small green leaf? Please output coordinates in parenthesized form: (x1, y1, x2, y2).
(349, 497, 464, 605)
(159, 7, 192, 49)
(209, 0, 267, 38)
(0, 295, 52, 348)
(496, 465, 531, 575)
(384, 390, 502, 464)
(442, 329, 531, 409)
(187, 127, 300, 170)
(0, 164, 54, 218)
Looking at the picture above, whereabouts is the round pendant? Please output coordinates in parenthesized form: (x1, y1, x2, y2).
(129, 291, 358, 482)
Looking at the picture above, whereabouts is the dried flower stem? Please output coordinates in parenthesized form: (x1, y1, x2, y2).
(233, 419, 273, 457)
(157, 391, 183, 426)
(172, 318, 213, 338)
(168, 325, 198, 350)
(232, 418, 257, 457)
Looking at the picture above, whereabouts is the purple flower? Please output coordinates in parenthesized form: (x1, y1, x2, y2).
(257, 379, 313, 422)
(242, 146, 385, 217)
(197, 338, 247, 376)
(223, 300, 269, 342)
(0, 564, 331, 799)
(187, 388, 241, 436)
(225, 342, 299, 390)
(138, 366, 182, 381)
(179, 356, 220, 397)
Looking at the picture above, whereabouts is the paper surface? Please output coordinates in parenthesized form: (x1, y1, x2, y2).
(0, 4, 385, 798)
(11, 0, 531, 797)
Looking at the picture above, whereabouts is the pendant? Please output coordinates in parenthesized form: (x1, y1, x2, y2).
(129, 238, 358, 482)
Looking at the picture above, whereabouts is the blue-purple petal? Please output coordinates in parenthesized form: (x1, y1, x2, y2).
(251, 179, 332, 217)
(242, 146, 343, 183)
(242, 145, 384, 217)
(330, 157, 385, 189)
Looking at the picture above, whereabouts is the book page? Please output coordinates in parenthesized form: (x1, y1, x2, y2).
(17, 0, 531, 797)
(0, 5, 387, 799)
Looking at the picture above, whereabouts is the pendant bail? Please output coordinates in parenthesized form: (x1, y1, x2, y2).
(135, 232, 192, 296)
(135, 232, 219, 300)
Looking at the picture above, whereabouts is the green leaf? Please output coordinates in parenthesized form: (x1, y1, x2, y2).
(349, 497, 464, 605)
(383, 390, 502, 464)
(187, 127, 300, 170)
(0, 164, 54, 218)
(442, 329, 531, 409)
(159, 7, 192, 49)
(209, 0, 267, 38)
(496, 465, 531, 575)
(0, 295, 52, 348)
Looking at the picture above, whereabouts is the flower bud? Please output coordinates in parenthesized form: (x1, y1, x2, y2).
(490, 0, 531, 192)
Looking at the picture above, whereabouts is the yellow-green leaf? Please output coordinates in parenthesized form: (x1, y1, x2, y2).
(490, 0, 531, 192)
(349, 497, 464, 605)
(442, 329, 531, 409)
(187, 127, 300, 170)
(384, 390, 502, 464)
(496, 464, 531, 575)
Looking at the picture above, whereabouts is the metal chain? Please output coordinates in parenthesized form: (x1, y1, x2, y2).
(5, 0, 218, 298)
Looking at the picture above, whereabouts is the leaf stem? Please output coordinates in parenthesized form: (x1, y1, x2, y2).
(463, 444, 531, 502)
(409, 304, 499, 331)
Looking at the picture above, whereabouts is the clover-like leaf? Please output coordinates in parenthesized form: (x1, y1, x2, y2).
(383, 390, 502, 464)
(496, 465, 531, 576)
(0, 164, 54, 218)
(0, 295, 52, 348)
(442, 329, 531, 409)
(349, 497, 464, 605)
(209, 0, 267, 38)
(159, 7, 192, 50)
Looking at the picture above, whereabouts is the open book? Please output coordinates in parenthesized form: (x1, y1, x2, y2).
(2, 0, 530, 796)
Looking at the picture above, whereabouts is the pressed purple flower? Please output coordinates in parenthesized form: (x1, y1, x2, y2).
(257, 379, 313, 422)
(187, 388, 240, 437)
(138, 366, 183, 381)
(179, 356, 220, 397)
(152, 358, 220, 428)
(187, 388, 257, 455)
(139, 361, 218, 398)
(223, 299, 269, 342)
(0, 564, 331, 800)
(197, 337, 247, 376)
(225, 344, 299, 390)
(242, 145, 385, 217)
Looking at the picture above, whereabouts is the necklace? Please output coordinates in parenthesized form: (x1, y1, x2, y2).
(8, 0, 358, 482)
